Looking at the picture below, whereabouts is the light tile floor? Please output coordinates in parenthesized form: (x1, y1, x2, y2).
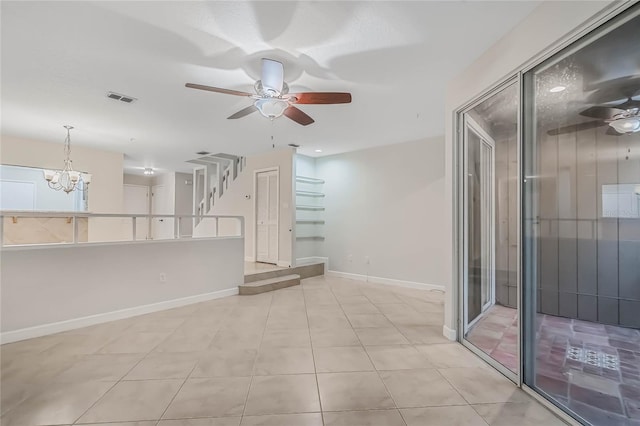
(0, 276, 564, 426)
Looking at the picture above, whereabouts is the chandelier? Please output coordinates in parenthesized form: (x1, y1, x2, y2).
(43, 125, 91, 193)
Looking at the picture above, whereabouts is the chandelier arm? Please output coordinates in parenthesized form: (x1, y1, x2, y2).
(45, 126, 90, 193)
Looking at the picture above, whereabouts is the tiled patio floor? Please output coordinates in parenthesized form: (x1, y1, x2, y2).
(466, 305, 519, 373)
(467, 304, 640, 425)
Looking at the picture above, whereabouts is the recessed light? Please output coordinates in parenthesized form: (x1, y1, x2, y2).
(315, 149, 322, 153)
(143, 168, 154, 175)
(550, 86, 566, 93)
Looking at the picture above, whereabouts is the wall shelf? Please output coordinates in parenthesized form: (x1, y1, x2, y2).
(296, 176, 325, 184)
(296, 191, 325, 198)
(296, 205, 325, 211)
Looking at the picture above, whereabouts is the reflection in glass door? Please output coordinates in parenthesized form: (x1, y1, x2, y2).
(465, 122, 495, 328)
(462, 81, 520, 376)
(523, 10, 640, 425)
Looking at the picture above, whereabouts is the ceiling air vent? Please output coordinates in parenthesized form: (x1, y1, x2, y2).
(107, 91, 138, 104)
(196, 151, 211, 155)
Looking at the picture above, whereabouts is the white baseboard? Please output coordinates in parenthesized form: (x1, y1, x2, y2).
(443, 325, 457, 341)
(277, 260, 292, 268)
(327, 270, 445, 292)
(0, 287, 239, 345)
(244, 256, 255, 262)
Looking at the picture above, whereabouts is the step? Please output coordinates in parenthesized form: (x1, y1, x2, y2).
(239, 274, 300, 295)
(244, 263, 324, 283)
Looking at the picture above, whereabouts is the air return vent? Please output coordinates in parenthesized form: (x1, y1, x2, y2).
(107, 91, 137, 104)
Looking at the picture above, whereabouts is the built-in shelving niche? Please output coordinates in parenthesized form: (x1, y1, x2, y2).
(295, 176, 325, 240)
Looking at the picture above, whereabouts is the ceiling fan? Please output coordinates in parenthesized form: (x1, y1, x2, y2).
(185, 58, 352, 126)
(548, 92, 640, 136)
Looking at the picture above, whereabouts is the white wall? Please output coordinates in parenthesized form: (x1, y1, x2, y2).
(1, 237, 244, 340)
(443, 1, 615, 337)
(1, 135, 124, 214)
(123, 173, 153, 187)
(1, 135, 126, 241)
(316, 137, 446, 288)
(208, 148, 295, 265)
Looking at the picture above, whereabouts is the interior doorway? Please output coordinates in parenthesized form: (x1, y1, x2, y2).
(123, 184, 149, 240)
(151, 184, 173, 239)
(255, 169, 279, 264)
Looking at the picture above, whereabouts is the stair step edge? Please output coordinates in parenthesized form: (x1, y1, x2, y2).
(240, 274, 301, 287)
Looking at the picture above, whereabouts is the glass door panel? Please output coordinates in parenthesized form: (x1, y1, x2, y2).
(462, 81, 520, 375)
(523, 11, 640, 425)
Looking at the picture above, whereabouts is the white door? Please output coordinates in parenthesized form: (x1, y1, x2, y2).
(256, 170, 279, 264)
(151, 185, 173, 239)
(123, 184, 149, 240)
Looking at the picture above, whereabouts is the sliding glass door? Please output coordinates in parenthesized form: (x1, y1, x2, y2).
(523, 11, 640, 425)
(462, 81, 520, 378)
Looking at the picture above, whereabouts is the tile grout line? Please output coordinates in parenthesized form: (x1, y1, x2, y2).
(301, 277, 326, 426)
(153, 360, 200, 425)
(240, 289, 275, 422)
(71, 322, 177, 425)
(329, 280, 409, 426)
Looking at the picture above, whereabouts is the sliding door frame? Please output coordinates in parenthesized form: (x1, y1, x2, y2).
(462, 115, 497, 333)
(452, 2, 639, 425)
(456, 76, 521, 385)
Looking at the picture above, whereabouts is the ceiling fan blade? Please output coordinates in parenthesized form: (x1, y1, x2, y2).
(290, 92, 352, 104)
(227, 105, 258, 119)
(547, 120, 607, 136)
(615, 98, 640, 110)
(261, 58, 284, 93)
(580, 106, 624, 120)
(284, 106, 315, 126)
(185, 83, 252, 97)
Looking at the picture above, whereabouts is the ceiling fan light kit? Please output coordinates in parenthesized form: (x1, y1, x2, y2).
(186, 58, 352, 126)
(608, 116, 640, 133)
(548, 94, 640, 136)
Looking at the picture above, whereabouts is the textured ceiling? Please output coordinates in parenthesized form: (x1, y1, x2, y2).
(1, 1, 539, 174)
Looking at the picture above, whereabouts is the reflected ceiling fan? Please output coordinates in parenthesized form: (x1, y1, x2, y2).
(548, 90, 640, 136)
(185, 58, 351, 126)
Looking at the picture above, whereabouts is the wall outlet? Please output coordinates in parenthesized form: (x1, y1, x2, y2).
(159, 273, 167, 282)
(364, 256, 370, 265)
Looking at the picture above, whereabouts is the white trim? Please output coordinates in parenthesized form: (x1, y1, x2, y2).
(253, 167, 280, 264)
(327, 270, 445, 292)
(0, 287, 239, 344)
(244, 256, 255, 262)
(442, 325, 457, 341)
(276, 260, 291, 268)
